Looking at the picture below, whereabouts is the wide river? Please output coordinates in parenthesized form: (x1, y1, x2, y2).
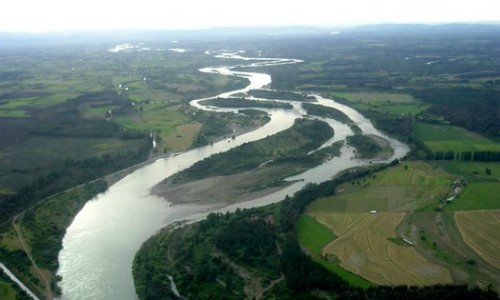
(57, 51, 409, 299)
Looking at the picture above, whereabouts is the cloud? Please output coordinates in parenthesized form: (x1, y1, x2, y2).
(1, 0, 498, 32)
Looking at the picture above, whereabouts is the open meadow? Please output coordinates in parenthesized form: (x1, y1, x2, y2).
(413, 122, 500, 153)
(331, 92, 428, 116)
(307, 161, 452, 213)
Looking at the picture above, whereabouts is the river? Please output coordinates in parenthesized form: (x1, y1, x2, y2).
(57, 50, 409, 300)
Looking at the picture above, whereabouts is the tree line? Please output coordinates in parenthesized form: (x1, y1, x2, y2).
(432, 150, 500, 161)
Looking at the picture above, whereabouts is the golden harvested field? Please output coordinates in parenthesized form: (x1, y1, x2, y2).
(455, 210, 500, 269)
(321, 212, 453, 286)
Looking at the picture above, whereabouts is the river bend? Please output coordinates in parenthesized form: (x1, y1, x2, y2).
(57, 51, 409, 300)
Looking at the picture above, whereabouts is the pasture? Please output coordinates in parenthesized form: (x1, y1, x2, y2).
(437, 161, 500, 183)
(447, 183, 500, 210)
(307, 161, 452, 213)
(331, 92, 427, 116)
(413, 122, 500, 153)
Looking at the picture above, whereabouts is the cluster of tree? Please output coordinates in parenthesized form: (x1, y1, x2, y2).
(215, 216, 279, 270)
(432, 150, 500, 161)
(346, 134, 383, 159)
(302, 103, 353, 125)
(413, 88, 499, 138)
(360, 110, 413, 139)
(201, 97, 293, 109)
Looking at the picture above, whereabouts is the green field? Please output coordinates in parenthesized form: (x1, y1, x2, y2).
(114, 103, 190, 133)
(332, 92, 415, 103)
(446, 183, 500, 210)
(0, 280, 16, 300)
(297, 215, 334, 254)
(437, 161, 500, 183)
(413, 122, 500, 153)
(296, 214, 372, 287)
(308, 161, 452, 213)
(433, 161, 500, 210)
(331, 92, 427, 116)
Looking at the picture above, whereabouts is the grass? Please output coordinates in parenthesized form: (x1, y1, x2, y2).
(413, 122, 500, 152)
(330, 92, 427, 116)
(0, 98, 37, 109)
(32, 93, 80, 108)
(113, 103, 196, 152)
(0, 280, 16, 300)
(436, 161, 500, 183)
(446, 183, 500, 210)
(296, 214, 372, 288)
(455, 210, 500, 269)
(0, 110, 29, 118)
(297, 215, 335, 254)
(332, 92, 416, 103)
(307, 161, 452, 213)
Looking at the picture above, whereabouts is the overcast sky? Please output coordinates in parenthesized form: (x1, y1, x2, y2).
(1, 0, 499, 32)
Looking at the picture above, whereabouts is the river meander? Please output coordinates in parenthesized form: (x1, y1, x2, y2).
(57, 51, 409, 300)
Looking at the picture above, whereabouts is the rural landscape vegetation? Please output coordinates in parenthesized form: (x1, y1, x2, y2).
(0, 23, 498, 300)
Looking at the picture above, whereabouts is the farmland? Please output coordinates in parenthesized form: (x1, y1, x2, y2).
(455, 210, 500, 269)
(307, 161, 452, 213)
(321, 212, 453, 286)
(435, 161, 500, 210)
(413, 122, 500, 153)
(301, 159, 500, 288)
(331, 92, 427, 116)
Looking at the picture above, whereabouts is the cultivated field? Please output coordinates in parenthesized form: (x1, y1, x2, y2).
(320, 212, 453, 286)
(455, 210, 500, 269)
(301, 160, 500, 288)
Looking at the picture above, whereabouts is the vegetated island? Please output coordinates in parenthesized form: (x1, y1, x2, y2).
(200, 97, 294, 109)
(302, 102, 362, 134)
(152, 118, 343, 205)
(248, 89, 316, 102)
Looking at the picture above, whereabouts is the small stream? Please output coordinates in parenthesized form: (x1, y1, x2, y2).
(57, 50, 408, 300)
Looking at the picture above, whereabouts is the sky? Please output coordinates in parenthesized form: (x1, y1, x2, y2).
(1, 0, 499, 32)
